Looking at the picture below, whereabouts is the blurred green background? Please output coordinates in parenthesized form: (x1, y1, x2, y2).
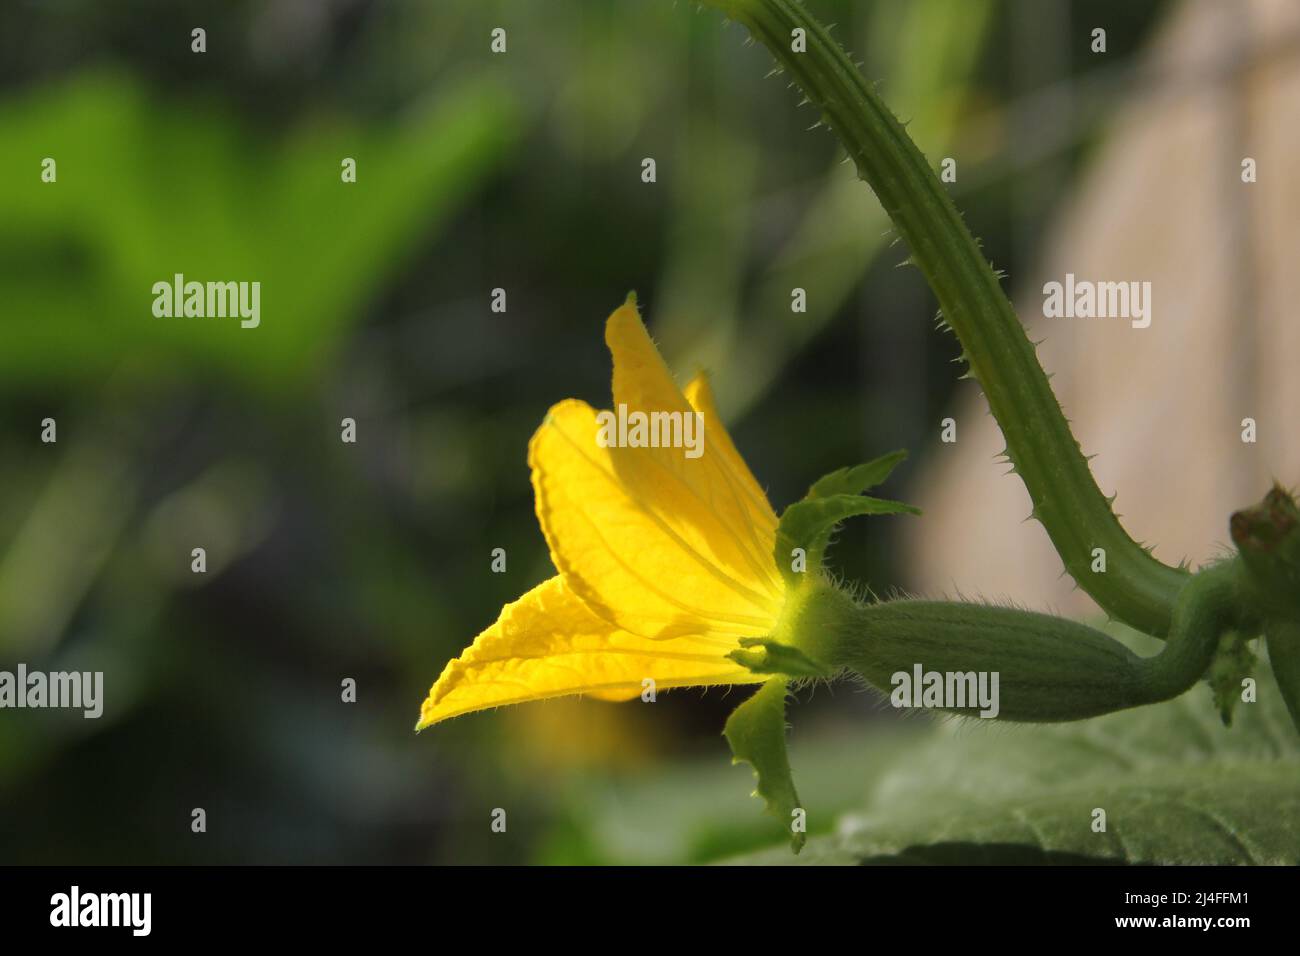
(0, 0, 1172, 864)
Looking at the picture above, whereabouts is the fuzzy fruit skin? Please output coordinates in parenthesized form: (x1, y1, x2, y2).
(843, 598, 1149, 722)
(790, 562, 1248, 724)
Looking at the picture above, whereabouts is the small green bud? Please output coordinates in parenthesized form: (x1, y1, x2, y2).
(1231, 484, 1300, 617)
(1231, 486, 1300, 729)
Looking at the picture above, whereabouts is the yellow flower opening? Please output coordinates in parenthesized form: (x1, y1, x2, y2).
(416, 297, 786, 729)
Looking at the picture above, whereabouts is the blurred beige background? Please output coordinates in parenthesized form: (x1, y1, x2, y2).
(904, 0, 1300, 615)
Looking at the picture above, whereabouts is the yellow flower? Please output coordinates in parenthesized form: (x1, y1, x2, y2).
(416, 296, 785, 729)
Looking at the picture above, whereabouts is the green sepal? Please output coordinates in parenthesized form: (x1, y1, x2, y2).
(723, 676, 806, 853)
(728, 637, 830, 678)
(1207, 630, 1257, 726)
(806, 449, 908, 500)
(776, 491, 919, 584)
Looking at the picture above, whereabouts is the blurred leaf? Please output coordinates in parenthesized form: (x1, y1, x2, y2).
(0, 439, 135, 655)
(542, 715, 925, 865)
(727, 634, 1300, 864)
(0, 70, 519, 391)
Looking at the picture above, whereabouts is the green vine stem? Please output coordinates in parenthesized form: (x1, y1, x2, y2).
(1267, 619, 1300, 729)
(702, 0, 1188, 636)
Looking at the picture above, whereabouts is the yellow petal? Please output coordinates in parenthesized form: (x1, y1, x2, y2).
(682, 369, 778, 534)
(531, 398, 782, 642)
(607, 305, 777, 545)
(606, 299, 697, 423)
(416, 576, 761, 728)
(527, 301, 782, 642)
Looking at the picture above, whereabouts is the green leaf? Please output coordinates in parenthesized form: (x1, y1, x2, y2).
(728, 637, 829, 678)
(725, 632, 1300, 865)
(806, 450, 908, 499)
(0, 70, 519, 392)
(723, 677, 806, 852)
(776, 492, 919, 583)
(539, 722, 926, 865)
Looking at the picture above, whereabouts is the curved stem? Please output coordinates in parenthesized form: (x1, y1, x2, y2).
(702, 0, 1188, 635)
(1134, 561, 1244, 699)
